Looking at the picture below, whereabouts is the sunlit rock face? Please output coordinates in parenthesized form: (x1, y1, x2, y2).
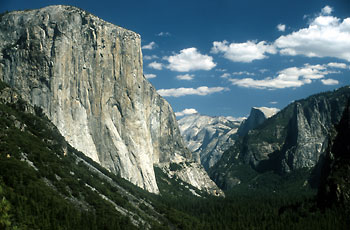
(0, 5, 222, 195)
(178, 114, 242, 170)
(237, 107, 279, 137)
(211, 87, 350, 189)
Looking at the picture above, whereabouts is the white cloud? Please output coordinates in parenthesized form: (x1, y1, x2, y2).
(142, 41, 156, 50)
(230, 77, 304, 89)
(157, 86, 228, 97)
(277, 24, 286, 32)
(175, 108, 198, 117)
(270, 101, 278, 105)
(176, 74, 195, 80)
(144, 74, 157, 79)
(220, 73, 231, 78)
(211, 40, 276, 63)
(148, 61, 163, 70)
(327, 62, 347, 69)
(229, 64, 332, 89)
(232, 71, 255, 76)
(165, 48, 216, 72)
(157, 32, 171, 37)
(321, 6, 333, 15)
(144, 55, 159, 60)
(321, 78, 339, 85)
(275, 13, 350, 61)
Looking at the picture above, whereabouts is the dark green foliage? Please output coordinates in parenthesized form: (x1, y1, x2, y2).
(154, 166, 207, 199)
(211, 86, 350, 192)
(0, 184, 13, 229)
(0, 84, 141, 229)
(0, 81, 348, 229)
(0, 81, 9, 91)
(318, 101, 350, 212)
(154, 164, 349, 230)
(153, 187, 348, 230)
(169, 162, 183, 171)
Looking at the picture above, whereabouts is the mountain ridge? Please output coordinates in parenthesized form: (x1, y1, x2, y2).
(0, 81, 221, 229)
(237, 106, 279, 137)
(178, 107, 278, 171)
(211, 86, 350, 189)
(0, 5, 221, 195)
(178, 114, 242, 170)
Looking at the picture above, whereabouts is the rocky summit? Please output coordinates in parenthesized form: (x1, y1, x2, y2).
(0, 5, 221, 195)
(211, 87, 350, 189)
(237, 107, 279, 137)
(178, 114, 242, 170)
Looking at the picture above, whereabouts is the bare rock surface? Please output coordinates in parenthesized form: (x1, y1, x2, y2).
(0, 5, 221, 195)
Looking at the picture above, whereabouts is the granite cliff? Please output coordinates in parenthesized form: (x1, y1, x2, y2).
(178, 108, 278, 171)
(237, 107, 279, 137)
(0, 5, 221, 195)
(318, 101, 350, 209)
(178, 114, 242, 170)
(211, 87, 350, 189)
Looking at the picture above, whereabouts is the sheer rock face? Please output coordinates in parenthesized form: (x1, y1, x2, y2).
(0, 5, 218, 194)
(211, 87, 350, 189)
(237, 107, 279, 137)
(318, 103, 350, 209)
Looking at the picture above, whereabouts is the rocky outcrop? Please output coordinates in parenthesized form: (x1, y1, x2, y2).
(211, 87, 350, 189)
(0, 5, 221, 195)
(178, 114, 242, 170)
(161, 160, 225, 197)
(318, 102, 350, 209)
(237, 107, 278, 137)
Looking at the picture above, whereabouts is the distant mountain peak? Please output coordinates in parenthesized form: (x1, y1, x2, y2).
(178, 114, 242, 170)
(252, 107, 280, 119)
(211, 86, 350, 190)
(237, 106, 279, 137)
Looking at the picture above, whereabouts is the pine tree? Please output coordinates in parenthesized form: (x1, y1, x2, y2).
(0, 185, 12, 229)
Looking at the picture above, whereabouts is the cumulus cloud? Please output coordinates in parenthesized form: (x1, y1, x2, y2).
(275, 12, 350, 61)
(277, 24, 286, 32)
(165, 48, 216, 72)
(175, 108, 198, 117)
(211, 40, 276, 63)
(157, 86, 228, 97)
(148, 61, 163, 70)
(327, 62, 348, 69)
(142, 41, 156, 50)
(321, 5, 333, 15)
(229, 64, 335, 89)
(176, 74, 195, 80)
(144, 74, 157, 79)
(321, 78, 339, 85)
(144, 55, 159, 60)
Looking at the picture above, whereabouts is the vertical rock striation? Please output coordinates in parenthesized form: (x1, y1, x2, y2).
(178, 114, 242, 170)
(318, 102, 350, 209)
(237, 107, 279, 137)
(211, 87, 350, 189)
(0, 5, 219, 195)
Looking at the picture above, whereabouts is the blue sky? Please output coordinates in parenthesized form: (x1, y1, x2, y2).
(1, 0, 350, 118)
